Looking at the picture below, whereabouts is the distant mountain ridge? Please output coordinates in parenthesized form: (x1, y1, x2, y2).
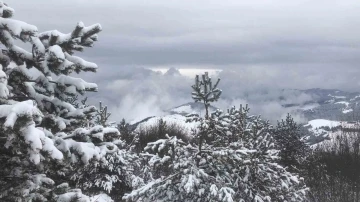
(296, 88, 360, 121)
(164, 67, 182, 77)
(130, 102, 215, 132)
(129, 88, 360, 146)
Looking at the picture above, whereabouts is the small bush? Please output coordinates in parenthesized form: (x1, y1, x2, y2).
(134, 119, 191, 153)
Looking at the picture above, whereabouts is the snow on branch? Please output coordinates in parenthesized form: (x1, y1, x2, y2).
(0, 2, 14, 18)
(0, 18, 37, 40)
(0, 100, 40, 128)
(65, 52, 97, 73)
(55, 126, 120, 164)
(54, 75, 98, 92)
(191, 72, 222, 104)
(38, 22, 102, 54)
(0, 100, 63, 164)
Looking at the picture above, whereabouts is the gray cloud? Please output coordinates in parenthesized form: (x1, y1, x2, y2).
(10, 0, 360, 67)
(7, 0, 360, 122)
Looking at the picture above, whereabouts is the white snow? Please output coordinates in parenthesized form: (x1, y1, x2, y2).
(54, 75, 97, 92)
(0, 67, 9, 98)
(0, 83, 9, 98)
(0, 100, 64, 164)
(135, 114, 199, 135)
(55, 125, 119, 164)
(65, 52, 98, 71)
(307, 120, 360, 148)
(0, 100, 40, 128)
(335, 101, 349, 107)
(351, 95, 360, 101)
(329, 95, 346, 99)
(90, 194, 114, 202)
(0, 2, 14, 18)
(21, 123, 64, 163)
(0, 18, 37, 37)
(343, 109, 353, 114)
(49, 45, 65, 60)
(305, 119, 341, 129)
(57, 189, 90, 202)
(333, 101, 353, 114)
(313, 122, 360, 148)
(32, 37, 46, 53)
(57, 139, 101, 164)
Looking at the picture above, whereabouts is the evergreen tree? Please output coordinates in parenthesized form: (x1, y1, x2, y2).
(67, 102, 139, 200)
(189, 72, 221, 165)
(95, 101, 115, 127)
(117, 118, 134, 146)
(273, 114, 308, 173)
(124, 72, 308, 202)
(0, 2, 136, 201)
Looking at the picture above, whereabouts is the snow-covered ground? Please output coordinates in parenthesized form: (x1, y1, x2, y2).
(135, 114, 199, 134)
(305, 119, 360, 148)
(334, 101, 353, 113)
(328, 95, 346, 99)
(303, 119, 341, 144)
(335, 101, 349, 107)
(305, 119, 341, 129)
(350, 95, 360, 101)
(343, 109, 353, 114)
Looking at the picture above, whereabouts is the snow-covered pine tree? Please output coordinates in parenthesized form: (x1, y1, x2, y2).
(67, 101, 140, 200)
(0, 2, 135, 201)
(191, 71, 221, 119)
(208, 106, 309, 201)
(124, 72, 308, 201)
(189, 72, 222, 166)
(273, 114, 308, 173)
(117, 118, 136, 146)
(95, 101, 116, 127)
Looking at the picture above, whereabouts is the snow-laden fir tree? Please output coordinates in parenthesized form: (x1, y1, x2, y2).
(0, 2, 137, 201)
(124, 72, 308, 202)
(189, 72, 221, 166)
(117, 118, 136, 146)
(66, 100, 140, 200)
(273, 114, 308, 173)
(191, 72, 221, 119)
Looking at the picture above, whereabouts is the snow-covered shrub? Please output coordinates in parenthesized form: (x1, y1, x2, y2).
(124, 73, 308, 201)
(273, 114, 309, 173)
(135, 118, 191, 153)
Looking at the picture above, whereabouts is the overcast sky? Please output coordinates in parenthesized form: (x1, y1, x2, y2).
(8, 0, 360, 121)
